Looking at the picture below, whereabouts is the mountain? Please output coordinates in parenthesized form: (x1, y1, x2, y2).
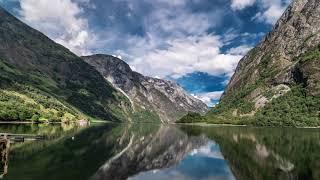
(83, 55, 208, 123)
(0, 6, 134, 122)
(207, 0, 320, 126)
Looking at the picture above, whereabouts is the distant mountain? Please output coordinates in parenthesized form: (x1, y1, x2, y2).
(83, 54, 208, 123)
(207, 0, 320, 126)
(0, 6, 134, 122)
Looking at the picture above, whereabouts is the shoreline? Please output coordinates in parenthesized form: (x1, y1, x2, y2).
(0, 121, 48, 124)
(175, 122, 320, 129)
(0, 120, 88, 125)
(0, 121, 319, 129)
(175, 122, 247, 127)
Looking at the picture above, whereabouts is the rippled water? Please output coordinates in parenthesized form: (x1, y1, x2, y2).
(0, 123, 319, 180)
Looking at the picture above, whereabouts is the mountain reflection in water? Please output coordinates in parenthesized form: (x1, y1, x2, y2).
(0, 123, 319, 180)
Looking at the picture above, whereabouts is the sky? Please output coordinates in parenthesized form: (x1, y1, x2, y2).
(0, 0, 292, 106)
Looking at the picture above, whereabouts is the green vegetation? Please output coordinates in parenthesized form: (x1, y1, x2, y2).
(253, 86, 320, 126)
(193, 43, 320, 127)
(0, 8, 136, 123)
(192, 85, 320, 127)
(0, 58, 81, 122)
(0, 88, 80, 122)
(258, 55, 282, 79)
(299, 44, 320, 63)
(0, 61, 133, 122)
(131, 109, 161, 123)
(176, 112, 205, 123)
(207, 81, 262, 118)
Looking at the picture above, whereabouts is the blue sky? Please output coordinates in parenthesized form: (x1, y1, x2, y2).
(0, 0, 291, 106)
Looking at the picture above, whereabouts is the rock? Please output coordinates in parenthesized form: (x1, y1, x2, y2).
(222, 0, 320, 112)
(83, 55, 208, 123)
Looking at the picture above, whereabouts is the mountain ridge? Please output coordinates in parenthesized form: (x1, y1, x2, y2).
(0, 6, 207, 123)
(0, 6, 134, 122)
(83, 54, 208, 123)
(206, 0, 320, 126)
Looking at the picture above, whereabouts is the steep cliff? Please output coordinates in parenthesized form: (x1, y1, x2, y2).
(83, 54, 208, 123)
(208, 0, 320, 126)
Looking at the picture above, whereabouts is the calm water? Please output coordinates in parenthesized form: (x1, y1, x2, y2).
(0, 123, 319, 180)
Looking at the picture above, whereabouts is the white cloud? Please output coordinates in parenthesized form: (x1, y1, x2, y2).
(147, 8, 212, 36)
(230, 0, 291, 25)
(16, 0, 255, 85)
(19, 0, 92, 55)
(90, 3, 244, 80)
(227, 45, 253, 55)
(231, 0, 256, 10)
(128, 35, 243, 79)
(192, 91, 224, 106)
(252, 0, 291, 24)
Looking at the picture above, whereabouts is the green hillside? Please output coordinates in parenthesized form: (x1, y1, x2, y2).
(179, 0, 320, 127)
(0, 7, 133, 122)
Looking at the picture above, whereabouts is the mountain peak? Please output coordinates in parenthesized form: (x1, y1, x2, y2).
(83, 54, 208, 122)
(209, 0, 320, 126)
(226, 0, 320, 95)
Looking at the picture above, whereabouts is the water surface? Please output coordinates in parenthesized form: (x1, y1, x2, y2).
(0, 123, 319, 180)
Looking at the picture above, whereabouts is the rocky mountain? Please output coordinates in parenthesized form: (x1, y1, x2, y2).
(208, 0, 320, 126)
(0, 6, 134, 122)
(83, 54, 208, 123)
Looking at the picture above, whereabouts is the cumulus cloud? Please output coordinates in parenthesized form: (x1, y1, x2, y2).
(10, 0, 264, 103)
(19, 0, 92, 55)
(252, 0, 290, 24)
(14, 0, 251, 81)
(192, 91, 224, 106)
(231, 0, 256, 10)
(128, 35, 243, 79)
(146, 8, 212, 37)
(230, 0, 291, 25)
(104, 3, 243, 80)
